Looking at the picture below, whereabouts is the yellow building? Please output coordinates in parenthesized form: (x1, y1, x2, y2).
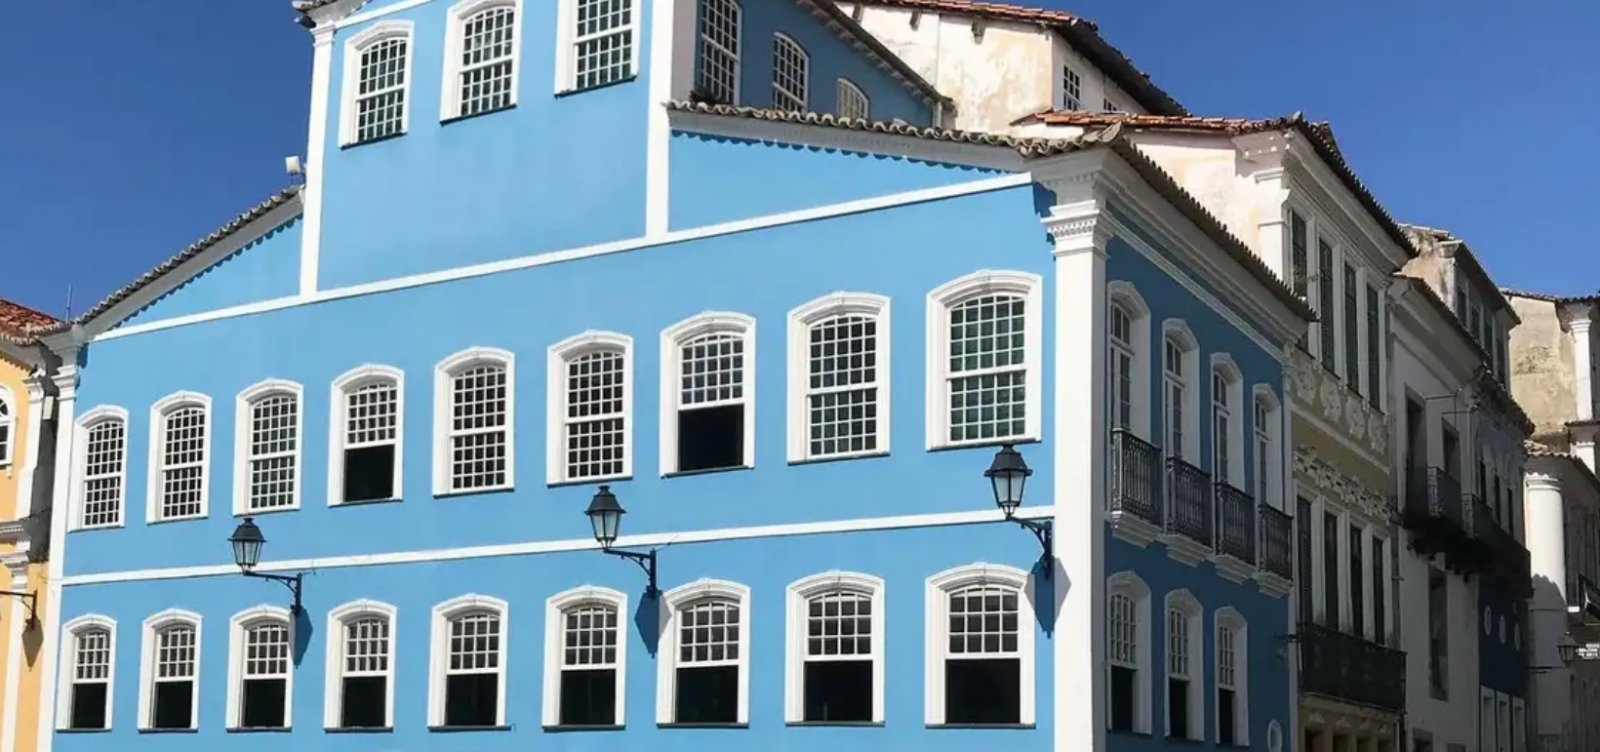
(0, 299, 60, 752)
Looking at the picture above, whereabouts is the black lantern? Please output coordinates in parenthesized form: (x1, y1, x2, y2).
(584, 486, 658, 595)
(227, 517, 305, 614)
(985, 444, 1033, 517)
(1559, 634, 1579, 667)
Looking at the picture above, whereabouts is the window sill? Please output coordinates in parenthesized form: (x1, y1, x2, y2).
(543, 724, 624, 732)
(138, 728, 198, 734)
(325, 726, 393, 733)
(71, 523, 125, 532)
(786, 721, 884, 727)
(926, 723, 1036, 730)
(428, 725, 512, 732)
(235, 506, 299, 518)
(555, 75, 640, 97)
(548, 475, 631, 489)
(56, 728, 112, 734)
(441, 103, 517, 125)
(657, 722, 749, 729)
(663, 464, 752, 479)
(1165, 736, 1208, 745)
(226, 727, 292, 733)
(331, 497, 404, 508)
(927, 436, 1041, 454)
(340, 131, 406, 150)
(1107, 728, 1153, 738)
(434, 485, 515, 499)
(148, 515, 206, 526)
(788, 451, 889, 467)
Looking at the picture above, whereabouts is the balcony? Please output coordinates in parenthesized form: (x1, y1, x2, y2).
(1296, 621, 1406, 713)
(1108, 430, 1163, 545)
(1212, 482, 1256, 581)
(1256, 504, 1294, 596)
(1570, 574, 1600, 623)
(1465, 498, 1532, 597)
(1162, 457, 1212, 564)
(1401, 466, 1469, 563)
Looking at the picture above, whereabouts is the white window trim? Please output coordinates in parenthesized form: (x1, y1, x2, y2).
(225, 605, 295, 730)
(771, 32, 809, 109)
(553, 0, 638, 92)
(232, 379, 305, 516)
(924, 270, 1044, 450)
(835, 77, 868, 119)
(441, 0, 524, 118)
(145, 391, 213, 524)
(1108, 281, 1151, 441)
(1163, 589, 1203, 740)
(659, 312, 757, 475)
(433, 347, 517, 495)
(784, 571, 885, 723)
(656, 578, 751, 724)
(71, 405, 130, 531)
(137, 608, 202, 731)
(1106, 571, 1151, 734)
(923, 562, 1035, 726)
(542, 585, 629, 727)
(0, 383, 13, 467)
(786, 292, 891, 463)
(1209, 354, 1244, 489)
(547, 331, 634, 485)
(323, 599, 398, 729)
(58, 614, 118, 730)
(427, 593, 510, 727)
(338, 20, 415, 146)
(328, 364, 406, 506)
(1251, 385, 1283, 510)
(1160, 320, 1200, 462)
(1213, 607, 1248, 746)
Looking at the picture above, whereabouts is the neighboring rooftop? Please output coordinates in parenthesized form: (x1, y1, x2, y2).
(0, 298, 59, 346)
(1504, 289, 1600, 307)
(1400, 223, 1516, 319)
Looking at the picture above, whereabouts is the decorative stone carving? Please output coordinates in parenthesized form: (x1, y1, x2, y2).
(1345, 394, 1366, 440)
(1321, 377, 1343, 422)
(1294, 446, 1391, 522)
(1368, 413, 1388, 455)
(1287, 349, 1391, 457)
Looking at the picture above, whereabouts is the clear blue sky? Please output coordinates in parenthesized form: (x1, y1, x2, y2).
(2, 0, 1596, 317)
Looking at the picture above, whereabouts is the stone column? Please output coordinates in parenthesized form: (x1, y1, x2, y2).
(1569, 305, 1594, 423)
(1525, 465, 1571, 741)
(33, 361, 77, 752)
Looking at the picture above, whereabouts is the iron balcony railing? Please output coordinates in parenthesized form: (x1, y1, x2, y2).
(1165, 458, 1213, 548)
(1297, 621, 1406, 712)
(1402, 466, 1468, 554)
(1214, 482, 1256, 565)
(1259, 504, 1294, 580)
(1466, 497, 1531, 595)
(1108, 430, 1162, 528)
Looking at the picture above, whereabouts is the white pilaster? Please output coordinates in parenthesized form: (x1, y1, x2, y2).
(1568, 306, 1594, 422)
(298, 25, 336, 295)
(0, 370, 46, 752)
(644, 0, 695, 236)
(0, 562, 27, 752)
(33, 361, 78, 752)
(1525, 466, 1570, 739)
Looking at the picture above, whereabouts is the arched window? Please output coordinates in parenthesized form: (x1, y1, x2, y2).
(1161, 321, 1199, 461)
(147, 392, 212, 522)
(325, 600, 396, 729)
(787, 293, 890, 462)
(696, 0, 741, 103)
(1107, 282, 1151, 439)
(429, 594, 508, 728)
(555, 0, 639, 92)
(785, 572, 885, 723)
(235, 380, 304, 514)
(444, 0, 521, 117)
(836, 78, 869, 119)
(771, 34, 808, 111)
(926, 271, 1043, 449)
(330, 365, 405, 505)
(74, 406, 129, 530)
(1106, 572, 1151, 733)
(1164, 590, 1202, 740)
(434, 348, 515, 494)
(340, 21, 414, 145)
(925, 563, 1035, 726)
(1210, 356, 1243, 489)
(658, 579, 750, 724)
(543, 586, 628, 727)
(60, 615, 117, 730)
(226, 606, 294, 730)
(1214, 608, 1248, 746)
(548, 332, 633, 484)
(1252, 385, 1283, 508)
(661, 313, 755, 474)
(139, 609, 201, 731)
(0, 385, 12, 466)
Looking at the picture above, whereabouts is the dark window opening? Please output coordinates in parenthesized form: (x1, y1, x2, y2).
(444, 673, 499, 727)
(944, 658, 1020, 724)
(1350, 524, 1365, 638)
(1297, 497, 1313, 625)
(1108, 665, 1135, 732)
(70, 684, 108, 730)
(241, 678, 287, 728)
(803, 660, 871, 722)
(1168, 677, 1190, 738)
(559, 668, 617, 726)
(343, 445, 395, 502)
(340, 676, 387, 728)
(675, 665, 739, 723)
(152, 680, 194, 729)
(678, 405, 744, 472)
(1323, 511, 1340, 628)
(1372, 537, 1387, 643)
(1218, 687, 1237, 745)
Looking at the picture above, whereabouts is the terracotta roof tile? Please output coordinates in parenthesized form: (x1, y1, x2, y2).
(1504, 288, 1600, 306)
(0, 298, 59, 345)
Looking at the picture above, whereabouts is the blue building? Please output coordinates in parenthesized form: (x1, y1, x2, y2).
(37, 1, 1308, 751)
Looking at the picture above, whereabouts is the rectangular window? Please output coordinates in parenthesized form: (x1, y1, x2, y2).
(340, 617, 390, 728)
(1290, 212, 1309, 350)
(1164, 339, 1185, 458)
(1297, 498, 1313, 624)
(1110, 307, 1134, 432)
(70, 630, 112, 730)
(1108, 593, 1136, 732)
(678, 333, 746, 471)
(771, 35, 808, 111)
(240, 623, 290, 728)
(1322, 512, 1339, 627)
(1212, 371, 1232, 483)
(560, 604, 619, 726)
(696, 0, 740, 103)
(805, 314, 880, 458)
(354, 38, 408, 143)
(1372, 536, 1386, 643)
(945, 585, 1021, 725)
(564, 350, 627, 480)
(1217, 624, 1237, 746)
(458, 6, 517, 115)
(802, 591, 873, 722)
(159, 407, 207, 519)
(448, 365, 509, 491)
(948, 295, 1028, 443)
(1428, 567, 1448, 699)
(1102, 98, 1119, 113)
(1253, 402, 1270, 503)
(1166, 608, 1191, 739)
(1343, 263, 1359, 388)
(573, 0, 634, 91)
(152, 626, 197, 729)
(1349, 524, 1364, 637)
(675, 600, 741, 723)
(1367, 284, 1382, 409)
(82, 420, 126, 527)
(1318, 240, 1336, 371)
(1061, 65, 1081, 110)
(246, 394, 299, 512)
(343, 380, 398, 502)
(445, 613, 502, 727)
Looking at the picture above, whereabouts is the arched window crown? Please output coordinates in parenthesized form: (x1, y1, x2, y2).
(771, 33, 809, 111)
(443, 0, 522, 117)
(788, 293, 891, 462)
(75, 406, 129, 530)
(548, 331, 633, 484)
(925, 563, 1035, 726)
(661, 313, 756, 475)
(554, 0, 639, 93)
(147, 391, 213, 523)
(235, 380, 305, 516)
(340, 21, 414, 145)
(836, 77, 869, 119)
(927, 270, 1044, 449)
(434, 347, 515, 495)
(0, 384, 13, 466)
(543, 585, 629, 727)
(330, 365, 405, 505)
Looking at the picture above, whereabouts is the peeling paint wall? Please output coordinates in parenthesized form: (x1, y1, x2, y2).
(1509, 296, 1576, 445)
(1128, 134, 1262, 250)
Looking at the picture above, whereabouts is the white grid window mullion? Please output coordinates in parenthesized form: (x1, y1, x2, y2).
(1167, 609, 1189, 678)
(245, 622, 291, 679)
(836, 78, 868, 119)
(160, 407, 207, 520)
(678, 599, 741, 667)
(562, 604, 619, 670)
(680, 333, 744, 410)
(449, 365, 509, 491)
(697, 0, 740, 103)
(157, 626, 197, 680)
(355, 38, 408, 142)
(1108, 594, 1136, 668)
(75, 630, 112, 682)
(564, 350, 626, 480)
(805, 315, 879, 458)
(1212, 373, 1231, 482)
(804, 590, 872, 662)
(459, 7, 516, 116)
(573, 0, 634, 90)
(946, 584, 1020, 659)
(248, 395, 299, 511)
(946, 294, 1027, 443)
(771, 35, 807, 111)
(346, 381, 398, 449)
(83, 420, 126, 527)
(1217, 624, 1236, 690)
(343, 617, 391, 678)
(448, 612, 502, 675)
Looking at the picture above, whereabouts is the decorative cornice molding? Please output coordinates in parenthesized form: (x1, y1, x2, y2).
(1293, 446, 1391, 523)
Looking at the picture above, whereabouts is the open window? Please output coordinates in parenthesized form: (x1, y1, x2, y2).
(925, 563, 1035, 726)
(657, 579, 750, 724)
(661, 313, 755, 474)
(60, 615, 117, 730)
(429, 594, 508, 728)
(434, 348, 515, 494)
(1164, 590, 1203, 740)
(330, 365, 405, 505)
(543, 586, 628, 727)
(74, 406, 129, 530)
(147, 391, 212, 522)
(785, 572, 884, 723)
(138, 609, 202, 731)
(1106, 572, 1151, 734)
(926, 271, 1043, 449)
(325, 600, 396, 729)
(227, 606, 294, 730)
(339, 21, 414, 145)
(1214, 608, 1248, 746)
(787, 293, 890, 462)
(234, 380, 304, 515)
(548, 332, 632, 484)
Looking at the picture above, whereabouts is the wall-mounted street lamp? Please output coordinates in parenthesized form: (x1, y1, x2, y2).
(228, 517, 306, 615)
(985, 444, 1052, 576)
(1529, 633, 1580, 673)
(584, 486, 659, 596)
(0, 588, 37, 630)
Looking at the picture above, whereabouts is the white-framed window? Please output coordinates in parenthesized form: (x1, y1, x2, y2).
(1210, 356, 1243, 488)
(147, 391, 212, 523)
(787, 293, 890, 462)
(542, 586, 628, 728)
(234, 380, 303, 515)
(339, 21, 414, 145)
(836, 77, 868, 119)
(1106, 572, 1151, 734)
(324, 599, 397, 730)
(1161, 321, 1199, 461)
(785, 572, 885, 724)
(138, 609, 202, 731)
(925, 270, 1044, 449)
(1252, 386, 1283, 508)
(661, 312, 756, 475)
(657, 579, 750, 724)
(73, 406, 129, 530)
(428, 594, 509, 728)
(1107, 282, 1151, 439)
(555, 0, 639, 92)
(1103, 97, 1120, 113)
(1164, 590, 1202, 740)
(59, 615, 117, 731)
(547, 332, 633, 484)
(442, 0, 521, 118)
(925, 563, 1035, 726)
(0, 385, 12, 466)
(329, 365, 405, 505)
(225, 606, 294, 730)
(696, 0, 741, 103)
(1214, 608, 1248, 746)
(771, 33, 808, 111)
(1061, 65, 1081, 110)
(434, 347, 515, 494)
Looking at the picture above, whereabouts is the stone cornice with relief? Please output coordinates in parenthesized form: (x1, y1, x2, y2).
(1294, 445, 1393, 526)
(1287, 347, 1390, 461)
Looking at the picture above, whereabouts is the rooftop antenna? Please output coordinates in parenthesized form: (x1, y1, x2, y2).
(64, 284, 73, 320)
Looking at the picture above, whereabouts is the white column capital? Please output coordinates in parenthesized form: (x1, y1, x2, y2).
(1042, 201, 1111, 258)
(1527, 469, 1564, 495)
(1566, 303, 1595, 333)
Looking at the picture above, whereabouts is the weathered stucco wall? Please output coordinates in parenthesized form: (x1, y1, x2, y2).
(1509, 296, 1575, 445)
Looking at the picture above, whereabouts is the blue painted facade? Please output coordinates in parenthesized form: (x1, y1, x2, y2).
(1478, 581, 1526, 697)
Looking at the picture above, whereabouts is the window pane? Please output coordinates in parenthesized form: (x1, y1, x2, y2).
(678, 404, 743, 471)
(344, 445, 396, 502)
(944, 658, 1020, 724)
(82, 420, 125, 526)
(574, 0, 633, 90)
(340, 676, 388, 728)
(806, 314, 879, 457)
(675, 665, 739, 723)
(153, 680, 194, 729)
(1168, 677, 1190, 738)
(355, 38, 408, 142)
(70, 683, 108, 730)
(1108, 665, 1134, 732)
(566, 350, 627, 479)
(160, 407, 206, 519)
(1218, 687, 1236, 744)
(459, 7, 516, 115)
(449, 364, 508, 490)
(247, 394, 299, 511)
(241, 678, 287, 729)
(771, 35, 807, 110)
(559, 668, 618, 726)
(804, 660, 872, 722)
(444, 673, 499, 727)
(696, 0, 740, 103)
